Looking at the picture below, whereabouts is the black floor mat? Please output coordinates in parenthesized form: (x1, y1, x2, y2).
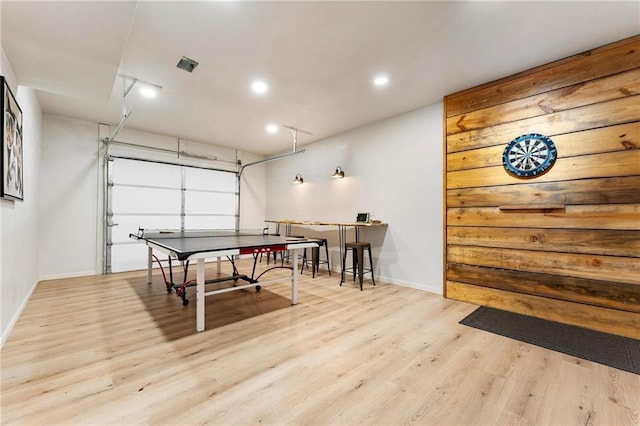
(460, 306, 640, 375)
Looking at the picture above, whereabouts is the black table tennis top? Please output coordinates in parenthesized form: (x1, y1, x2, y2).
(131, 230, 312, 261)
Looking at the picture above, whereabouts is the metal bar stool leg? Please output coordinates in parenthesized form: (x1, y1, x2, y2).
(324, 241, 331, 275)
(356, 246, 365, 290)
(351, 247, 358, 282)
(340, 245, 348, 286)
(312, 246, 319, 278)
(367, 245, 375, 286)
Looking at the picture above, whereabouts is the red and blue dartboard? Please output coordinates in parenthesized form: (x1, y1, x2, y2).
(502, 133, 557, 178)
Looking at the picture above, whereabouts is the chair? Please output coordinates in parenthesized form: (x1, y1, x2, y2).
(281, 235, 306, 265)
(301, 238, 331, 278)
(340, 242, 375, 290)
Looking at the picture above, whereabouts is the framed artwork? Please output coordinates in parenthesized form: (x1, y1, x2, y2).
(1, 76, 23, 201)
(356, 212, 370, 223)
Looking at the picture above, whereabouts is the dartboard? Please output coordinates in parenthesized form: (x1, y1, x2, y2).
(502, 133, 557, 178)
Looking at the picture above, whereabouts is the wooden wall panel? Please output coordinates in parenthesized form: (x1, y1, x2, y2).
(447, 228, 640, 258)
(447, 245, 640, 284)
(445, 36, 640, 117)
(447, 95, 639, 153)
(446, 69, 640, 135)
(447, 150, 640, 189)
(447, 122, 640, 171)
(447, 205, 640, 230)
(445, 282, 640, 340)
(447, 176, 640, 208)
(443, 35, 640, 337)
(446, 264, 640, 314)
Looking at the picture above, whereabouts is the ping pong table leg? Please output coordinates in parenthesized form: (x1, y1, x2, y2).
(217, 256, 222, 274)
(197, 258, 205, 332)
(147, 246, 153, 284)
(291, 248, 299, 305)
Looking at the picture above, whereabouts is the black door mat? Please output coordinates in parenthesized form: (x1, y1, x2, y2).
(459, 306, 640, 375)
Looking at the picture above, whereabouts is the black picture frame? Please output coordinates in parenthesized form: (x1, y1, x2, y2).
(1, 76, 24, 201)
(356, 212, 370, 223)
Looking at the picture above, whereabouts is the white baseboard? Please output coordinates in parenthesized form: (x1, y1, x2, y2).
(376, 274, 443, 295)
(1, 278, 38, 349)
(327, 265, 443, 295)
(37, 270, 97, 282)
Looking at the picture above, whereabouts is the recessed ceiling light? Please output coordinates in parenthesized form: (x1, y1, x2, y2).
(251, 80, 269, 95)
(266, 124, 279, 134)
(139, 86, 158, 98)
(373, 74, 390, 87)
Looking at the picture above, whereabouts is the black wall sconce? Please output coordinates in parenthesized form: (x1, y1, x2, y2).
(331, 166, 345, 178)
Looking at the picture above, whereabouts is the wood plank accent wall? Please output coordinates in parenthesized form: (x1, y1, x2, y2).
(443, 35, 640, 339)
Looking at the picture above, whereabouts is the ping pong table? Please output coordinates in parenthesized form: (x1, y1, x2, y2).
(130, 228, 318, 332)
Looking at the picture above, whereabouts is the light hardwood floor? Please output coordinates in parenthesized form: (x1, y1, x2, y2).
(2, 259, 639, 425)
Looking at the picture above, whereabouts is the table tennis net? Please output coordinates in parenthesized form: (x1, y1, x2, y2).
(134, 228, 272, 240)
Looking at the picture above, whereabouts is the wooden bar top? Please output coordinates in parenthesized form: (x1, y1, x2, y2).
(265, 219, 387, 227)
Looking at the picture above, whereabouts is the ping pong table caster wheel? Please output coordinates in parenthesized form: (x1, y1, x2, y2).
(255, 285, 261, 292)
(182, 298, 189, 307)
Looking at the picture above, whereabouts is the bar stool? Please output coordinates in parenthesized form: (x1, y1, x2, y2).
(301, 238, 331, 278)
(281, 235, 306, 265)
(341, 242, 375, 290)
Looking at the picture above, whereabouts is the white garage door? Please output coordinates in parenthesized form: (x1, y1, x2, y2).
(107, 157, 237, 273)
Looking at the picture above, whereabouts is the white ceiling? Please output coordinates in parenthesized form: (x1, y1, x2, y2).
(2, 1, 639, 156)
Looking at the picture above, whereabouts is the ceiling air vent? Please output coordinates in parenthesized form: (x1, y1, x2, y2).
(176, 56, 199, 73)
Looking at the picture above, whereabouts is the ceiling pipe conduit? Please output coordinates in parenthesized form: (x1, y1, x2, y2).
(236, 125, 312, 233)
(238, 125, 312, 177)
(106, 74, 164, 144)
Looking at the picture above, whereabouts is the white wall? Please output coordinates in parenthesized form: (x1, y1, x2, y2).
(238, 152, 267, 230)
(1, 48, 43, 346)
(266, 103, 443, 293)
(38, 115, 100, 279)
